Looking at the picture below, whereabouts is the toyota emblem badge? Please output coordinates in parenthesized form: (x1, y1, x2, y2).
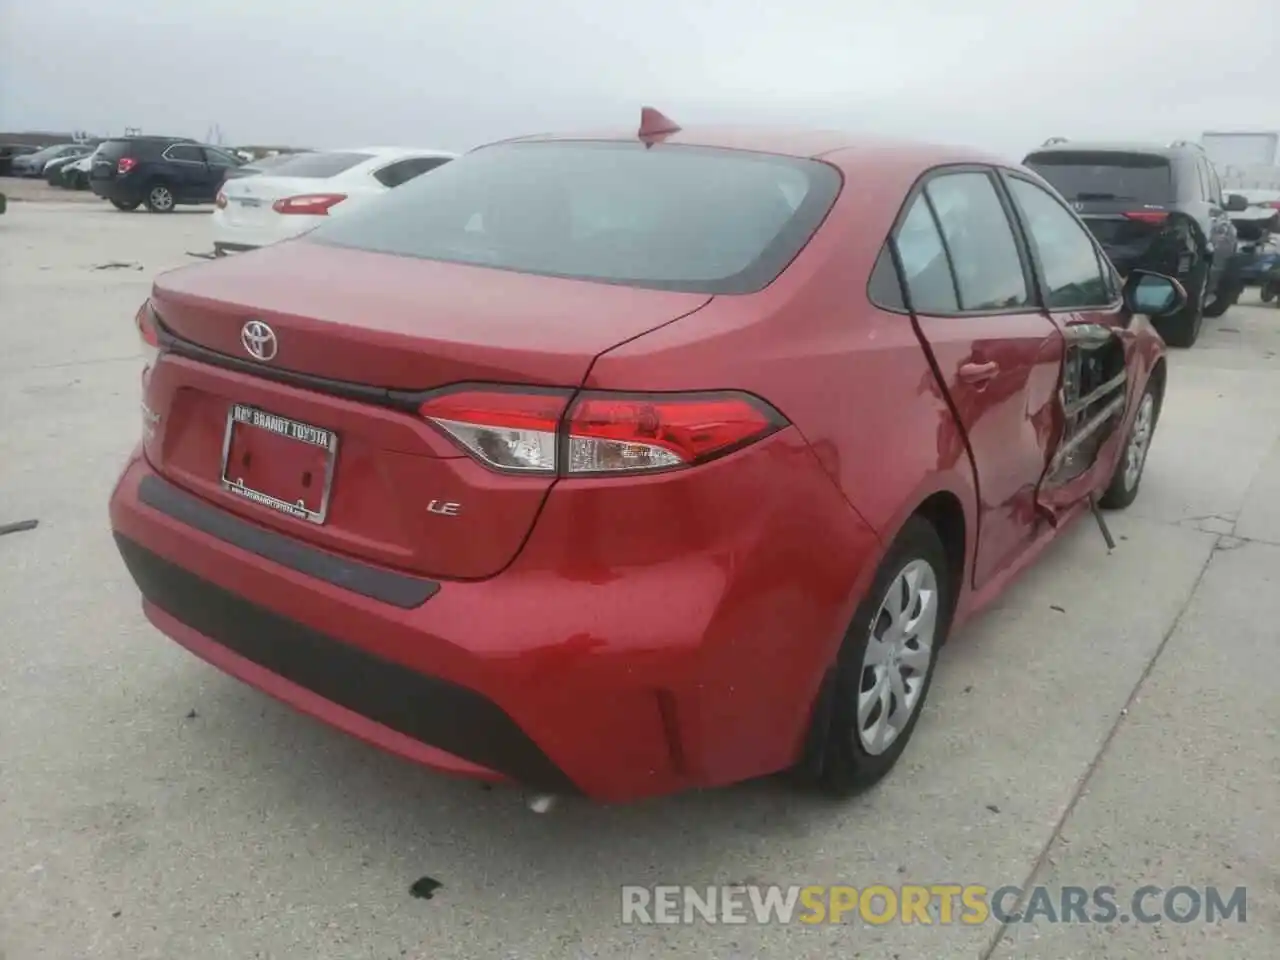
(241, 319, 277, 362)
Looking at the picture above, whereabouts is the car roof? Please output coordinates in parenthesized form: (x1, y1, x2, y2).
(1024, 141, 1194, 160)
(480, 126, 1012, 172)
(337, 146, 459, 159)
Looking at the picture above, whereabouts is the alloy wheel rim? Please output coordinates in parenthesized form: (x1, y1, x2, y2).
(857, 558, 939, 756)
(1123, 393, 1155, 492)
(151, 187, 173, 210)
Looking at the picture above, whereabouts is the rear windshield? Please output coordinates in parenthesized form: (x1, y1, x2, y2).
(262, 151, 372, 178)
(1024, 151, 1173, 204)
(307, 141, 842, 294)
(97, 139, 181, 160)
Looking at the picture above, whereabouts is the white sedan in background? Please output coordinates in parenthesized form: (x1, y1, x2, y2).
(211, 147, 456, 255)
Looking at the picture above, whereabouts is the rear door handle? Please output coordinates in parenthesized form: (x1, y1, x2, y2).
(958, 361, 1000, 384)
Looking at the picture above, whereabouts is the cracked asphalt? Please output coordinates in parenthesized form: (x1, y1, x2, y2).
(1, 193, 1277, 959)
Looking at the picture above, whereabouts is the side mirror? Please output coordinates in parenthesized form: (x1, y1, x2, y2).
(1123, 270, 1186, 318)
(1225, 193, 1249, 212)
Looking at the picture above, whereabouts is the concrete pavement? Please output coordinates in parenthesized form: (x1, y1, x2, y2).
(1, 199, 1276, 959)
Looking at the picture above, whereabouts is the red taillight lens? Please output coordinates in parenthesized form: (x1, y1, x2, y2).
(420, 389, 569, 472)
(565, 393, 781, 473)
(117, 157, 137, 174)
(419, 388, 785, 475)
(1122, 211, 1169, 225)
(215, 190, 227, 209)
(135, 300, 160, 369)
(272, 193, 347, 215)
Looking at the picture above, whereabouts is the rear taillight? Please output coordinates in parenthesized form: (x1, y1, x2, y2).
(135, 300, 160, 370)
(215, 190, 227, 209)
(117, 157, 137, 175)
(419, 388, 786, 476)
(272, 193, 347, 215)
(1122, 211, 1169, 225)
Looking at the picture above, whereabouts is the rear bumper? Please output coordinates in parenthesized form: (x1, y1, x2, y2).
(91, 177, 142, 203)
(109, 439, 878, 801)
(211, 208, 316, 251)
(115, 530, 573, 790)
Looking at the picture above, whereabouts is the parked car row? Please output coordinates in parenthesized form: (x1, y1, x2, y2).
(6, 141, 98, 177)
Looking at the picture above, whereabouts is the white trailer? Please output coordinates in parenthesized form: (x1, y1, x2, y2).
(1201, 131, 1280, 190)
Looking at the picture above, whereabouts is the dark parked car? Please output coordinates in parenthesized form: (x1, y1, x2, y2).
(1023, 139, 1245, 347)
(11, 143, 95, 178)
(0, 144, 40, 177)
(90, 136, 245, 212)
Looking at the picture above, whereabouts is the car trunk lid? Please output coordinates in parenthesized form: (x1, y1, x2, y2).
(144, 241, 712, 580)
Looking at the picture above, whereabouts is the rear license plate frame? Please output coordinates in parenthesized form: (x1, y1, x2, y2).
(219, 403, 339, 525)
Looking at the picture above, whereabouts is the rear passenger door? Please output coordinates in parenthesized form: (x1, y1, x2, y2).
(161, 143, 210, 201)
(1201, 160, 1237, 288)
(203, 148, 243, 199)
(893, 168, 1065, 591)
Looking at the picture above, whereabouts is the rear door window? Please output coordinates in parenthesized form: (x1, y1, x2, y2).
(893, 194, 960, 313)
(261, 151, 373, 179)
(165, 144, 205, 163)
(1023, 151, 1173, 205)
(373, 156, 451, 188)
(924, 172, 1030, 311)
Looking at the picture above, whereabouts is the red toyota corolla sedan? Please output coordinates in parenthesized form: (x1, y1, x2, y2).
(109, 111, 1184, 803)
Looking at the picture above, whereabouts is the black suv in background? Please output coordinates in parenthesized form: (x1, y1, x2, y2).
(1024, 139, 1246, 347)
(90, 136, 244, 213)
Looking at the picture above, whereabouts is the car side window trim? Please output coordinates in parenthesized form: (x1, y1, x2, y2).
(996, 170, 1124, 315)
(868, 163, 1041, 317)
(868, 163, 1045, 318)
(162, 144, 205, 164)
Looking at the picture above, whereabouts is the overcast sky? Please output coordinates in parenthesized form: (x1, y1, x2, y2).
(2, 0, 1277, 159)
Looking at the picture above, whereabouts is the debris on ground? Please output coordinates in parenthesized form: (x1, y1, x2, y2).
(92, 261, 143, 271)
(0, 519, 39, 537)
(409, 876, 442, 900)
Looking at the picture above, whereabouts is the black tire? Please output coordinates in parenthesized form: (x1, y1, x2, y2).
(1202, 279, 1241, 319)
(1153, 262, 1205, 348)
(110, 199, 141, 211)
(1261, 283, 1277, 304)
(1098, 379, 1160, 510)
(144, 182, 176, 213)
(812, 516, 952, 796)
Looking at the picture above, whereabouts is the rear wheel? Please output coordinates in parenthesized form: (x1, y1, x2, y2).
(1154, 262, 1206, 348)
(145, 182, 175, 213)
(812, 517, 951, 796)
(1202, 277, 1241, 319)
(1261, 283, 1277, 304)
(110, 199, 140, 211)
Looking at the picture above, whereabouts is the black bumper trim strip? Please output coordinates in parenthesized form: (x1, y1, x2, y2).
(114, 535, 578, 793)
(138, 473, 440, 609)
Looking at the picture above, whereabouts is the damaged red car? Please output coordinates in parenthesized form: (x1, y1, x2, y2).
(109, 110, 1184, 803)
